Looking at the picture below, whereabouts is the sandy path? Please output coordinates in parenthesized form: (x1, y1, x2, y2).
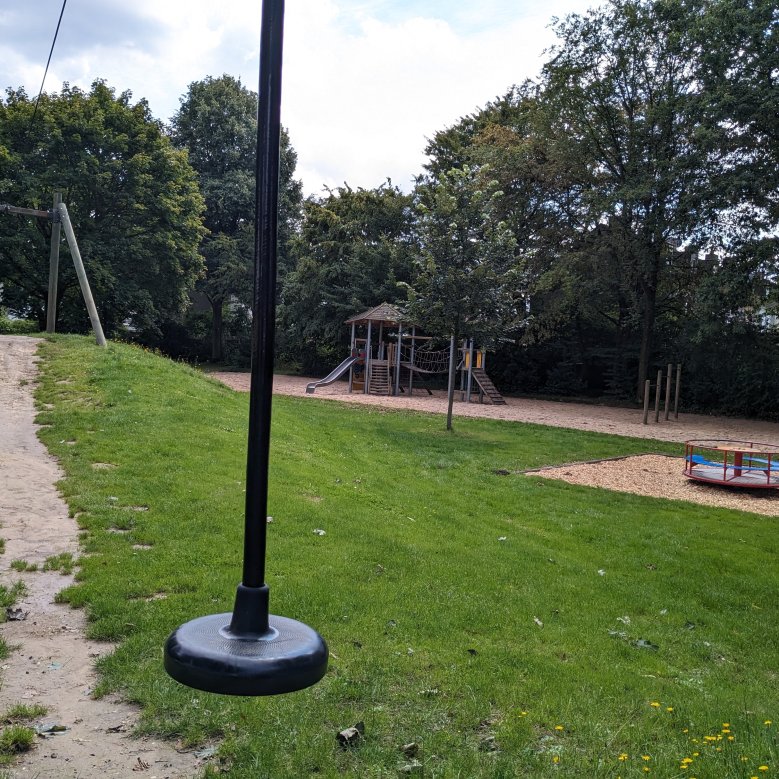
(212, 372, 779, 445)
(0, 337, 201, 779)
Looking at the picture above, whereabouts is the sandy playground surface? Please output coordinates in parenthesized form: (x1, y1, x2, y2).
(2, 341, 777, 776)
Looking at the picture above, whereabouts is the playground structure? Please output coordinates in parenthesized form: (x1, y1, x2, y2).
(306, 302, 505, 404)
(684, 439, 779, 489)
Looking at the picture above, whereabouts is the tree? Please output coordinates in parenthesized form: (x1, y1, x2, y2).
(280, 182, 415, 373)
(407, 166, 523, 429)
(533, 0, 728, 399)
(0, 81, 205, 334)
(698, 0, 778, 222)
(170, 74, 302, 361)
(527, 0, 779, 400)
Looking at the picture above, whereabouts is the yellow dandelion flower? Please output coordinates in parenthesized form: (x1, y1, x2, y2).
(618, 753, 629, 761)
(758, 767, 769, 772)
(722, 729, 731, 734)
(667, 707, 674, 712)
(519, 711, 528, 717)
(554, 725, 564, 731)
(552, 755, 560, 764)
(681, 758, 694, 764)
(683, 728, 689, 733)
(723, 723, 730, 728)
(642, 755, 651, 761)
(650, 702, 661, 708)
(693, 752, 699, 757)
(643, 768, 650, 774)
(765, 720, 773, 726)
(728, 736, 735, 741)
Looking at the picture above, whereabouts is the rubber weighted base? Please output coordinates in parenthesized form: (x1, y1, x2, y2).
(164, 612, 328, 696)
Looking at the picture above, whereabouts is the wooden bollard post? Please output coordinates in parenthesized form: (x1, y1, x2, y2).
(674, 363, 682, 419)
(642, 379, 651, 424)
(664, 362, 672, 420)
(654, 369, 662, 423)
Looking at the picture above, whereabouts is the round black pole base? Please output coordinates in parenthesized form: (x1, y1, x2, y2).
(164, 613, 328, 696)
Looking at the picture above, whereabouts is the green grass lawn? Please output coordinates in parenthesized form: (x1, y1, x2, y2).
(30, 336, 778, 778)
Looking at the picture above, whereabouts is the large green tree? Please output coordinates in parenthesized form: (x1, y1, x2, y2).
(424, 2, 778, 404)
(698, 0, 778, 223)
(0, 81, 205, 334)
(534, 0, 727, 399)
(407, 166, 523, 428)
(170, 74, 302, 361)
(527, 0, 778, 400)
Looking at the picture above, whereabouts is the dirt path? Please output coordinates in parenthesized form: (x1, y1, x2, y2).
(0, 337, 202, 779)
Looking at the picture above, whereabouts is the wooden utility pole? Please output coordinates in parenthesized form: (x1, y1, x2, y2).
(0, 204, 50, 218)
(46, 192, 62, 333)
(58, 202, 106, 347)
(2, 197, 105, 346)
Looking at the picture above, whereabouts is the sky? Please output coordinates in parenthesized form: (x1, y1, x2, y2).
(0, 0, 594, 196)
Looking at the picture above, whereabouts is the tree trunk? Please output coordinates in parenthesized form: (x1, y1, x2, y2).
(446, 326, 459, 431)
(636, 284, 657, 402)
(211, 297, 225, 362)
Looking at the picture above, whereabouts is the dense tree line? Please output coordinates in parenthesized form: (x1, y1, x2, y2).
(1, 0, 776, 417)
(0, 81, 206, 336)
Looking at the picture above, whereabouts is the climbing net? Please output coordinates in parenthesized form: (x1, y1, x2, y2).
(400, 344, 451, 374)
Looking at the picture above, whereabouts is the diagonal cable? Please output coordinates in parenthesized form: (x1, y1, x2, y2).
(29, 0, 68, 130)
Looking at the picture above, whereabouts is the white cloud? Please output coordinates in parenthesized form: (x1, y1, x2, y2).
(283, 2, 588, 194)
(0, 0, 593, 195)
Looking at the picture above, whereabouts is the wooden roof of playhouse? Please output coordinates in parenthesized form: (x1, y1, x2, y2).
(345, 302, 405, 326)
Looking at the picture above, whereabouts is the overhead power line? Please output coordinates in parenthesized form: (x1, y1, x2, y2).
(29, 0, 68, 130)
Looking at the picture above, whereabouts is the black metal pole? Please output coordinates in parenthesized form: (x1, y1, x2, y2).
(164, 0, 326, 695)
(242, 0, 285, 590)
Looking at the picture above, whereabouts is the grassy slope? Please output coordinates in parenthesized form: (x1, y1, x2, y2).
(34, 336, 777, 778)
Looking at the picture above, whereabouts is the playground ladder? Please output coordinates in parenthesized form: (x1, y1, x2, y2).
(369, 362, 391, 395)
(470, 368, 506, 404)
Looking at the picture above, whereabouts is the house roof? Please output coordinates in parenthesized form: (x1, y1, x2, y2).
(345, 302, 405, 325)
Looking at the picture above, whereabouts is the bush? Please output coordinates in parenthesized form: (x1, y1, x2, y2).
(0, 314, 37, 335)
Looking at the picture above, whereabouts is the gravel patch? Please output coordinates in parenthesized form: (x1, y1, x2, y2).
(528, 454, 779, 517)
